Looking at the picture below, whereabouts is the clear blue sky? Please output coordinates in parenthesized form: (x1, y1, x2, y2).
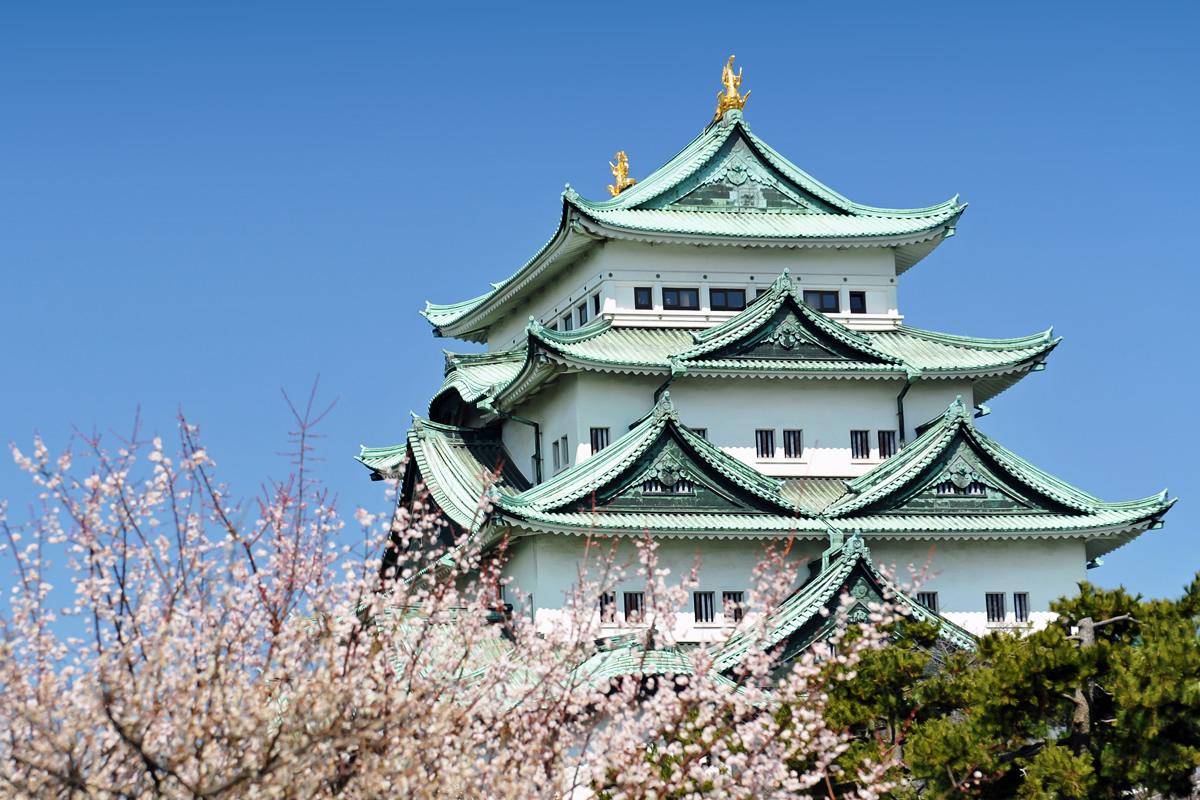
(3, 1, 1197, 598)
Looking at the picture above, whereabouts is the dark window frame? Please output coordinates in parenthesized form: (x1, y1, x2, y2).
(803, 290, 840, 313)
(599, 591, 616, 623)
(916, 591, 939, 613)
(849, 291, 867, 314)
(783, 429, 804, 459)
(710, 288, 747, 312)
(850, 430, 871, 460)
(722, 591, 744, 622)
(693, 591, 715, 623)
(663, 287, 700, 310)
(577, 301, 589, 326)
(755, 429, 775, 459)
(561, 313, 574, 332)
(592, 293, 601, 316)
(624, 591, 645, 623)
(878, 430, 897, 459)
(634, 286, 653, 310)
(1014, 592, 1030, 623)
(590, 427, 610, 455)
(985, 592, 1006, 624)
(690, 428, 708, 440)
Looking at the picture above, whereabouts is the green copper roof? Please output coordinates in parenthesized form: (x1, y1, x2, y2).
(423, 110, 964, 340)
(712, 533, 976, 674)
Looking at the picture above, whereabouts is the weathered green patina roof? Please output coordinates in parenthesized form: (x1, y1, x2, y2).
(429, 275, 1058, 415)
(424, 110, 964, 341)
(374, 397, 1171, 556)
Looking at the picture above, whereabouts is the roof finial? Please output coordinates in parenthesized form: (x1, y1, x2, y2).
(607, 152, 637, 197)
(714, 55, 750, 120)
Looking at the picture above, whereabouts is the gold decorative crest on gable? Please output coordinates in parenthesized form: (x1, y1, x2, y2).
(607, 151, 637, 197)
(714, 55, 750, 118)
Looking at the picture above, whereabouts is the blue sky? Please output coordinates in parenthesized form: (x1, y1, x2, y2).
(3, 0, 1197, 599)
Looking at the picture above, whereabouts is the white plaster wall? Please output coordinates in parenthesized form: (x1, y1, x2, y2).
(864, 537, 1088, 636)
(500, 373, 581, 482)
(486, 240, 903, 350)
(504, 533, 819, 643)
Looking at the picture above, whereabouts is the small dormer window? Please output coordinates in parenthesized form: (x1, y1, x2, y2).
(803, 290, 840, 313)
(663, 288, 699, 310)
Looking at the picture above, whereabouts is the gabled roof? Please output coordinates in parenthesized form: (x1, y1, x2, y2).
(424, 110, 964, 341)
(712, 533, 976, 674)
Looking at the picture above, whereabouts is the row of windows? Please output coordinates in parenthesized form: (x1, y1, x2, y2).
(551, 293, 602, 332)
(916, 591, 1031, 624)
(632, 286, 869, 314)
(600, 590, 744, 624)
(587, 427, 898, 462)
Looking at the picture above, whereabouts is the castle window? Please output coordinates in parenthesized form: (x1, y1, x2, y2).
(599, 591, 616, 623)
(577, 301, 588, 326)
(559, 435, 569, 470)
(1014, 593, 1030, 623)
(590, 427, 610, 454)
(783, 429, 803, 459)
(694, 591, 715, 623)
(722, 591, 744, 622)
(878, 430, 897, 459)
(985, 592, 1006, 624)
(552, 440, 561, 472)
(690, 428, 708, 440)
(849, 291, 867, 314)
(562, 313, 574, 332)
(592, 293, 601, 316)
(635, 287, 653, 309)
(803, 290, 839, 313)
(643, 478, 694, 494)
(850, 430, 871, 459)
(755, 429, 775, 459)
(624, 591, 644, 622)
(710, 288, 746, 311)
(917, 591, 939, 613)
(663, 287, 699, 310)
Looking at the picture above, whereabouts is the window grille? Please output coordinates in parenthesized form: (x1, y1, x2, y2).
(985, 593, 1006, 624)
(722, 591, 744, 622)
(710, 288, 746, 311)
(878, 430, 897, 459)
(562, 314, 573, 332)
(643, 478, 694, 494)
(916, 591, 939, 613)
(663, 287, 699, 310)
(803, 290, 840, 313)
(755, 429, 775, 459)
(577, 302, 588, 326)
(634, 287, 653, 309)
(590, 427, 610, 454)
(849, 291, 867, 314)
(624, 591, 644, 622)
(783, 429, 803, 459)
(690, 428, 708, 440)
(1014, 593, 1030, 623)
(850, 430, 871, 459)
(694, 591, 715, 623)
(599, 591, 616, 623)
(935, 481, 987, 496)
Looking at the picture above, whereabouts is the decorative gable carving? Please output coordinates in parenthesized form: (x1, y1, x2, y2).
(888, 444, 1053, 515)
(659, 139, 832, 212)
(707, 307, 860, 362)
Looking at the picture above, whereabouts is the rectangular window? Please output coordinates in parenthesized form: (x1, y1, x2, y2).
(878, 430, 897, 459)
(1014, 593, 1030, 623)
(693, 591, 715, 623)
(783, 429, 803, 459)
(916, 591, 939, 613)
(592, 293, 601, 316)
(690, 428, 708, 440)
(624, 591, 644, 623)
(599, 591, 616, 623)
(562, 314, 574, 332)
(755, 429, 775, 459)
(559, 435, 569, 470)
(577, 302, 588, 326)
(986, 592, 1006, 624)
(755, 288, 768, 298)
(634, 287, 653, 309)
(548, 321, 558, 331)
(590, 427, 610, 454)
(552, 440, 561, 472)
(850, 430, 871, 459)
(803, 290, 840, 313)
(710, 288, 746, 311)
(723, 591, 744, 622)
(849, 291, 867, 314)
(663, 287, 700, 310)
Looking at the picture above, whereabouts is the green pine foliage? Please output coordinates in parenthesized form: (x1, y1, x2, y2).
(824, 576, 1200, 798)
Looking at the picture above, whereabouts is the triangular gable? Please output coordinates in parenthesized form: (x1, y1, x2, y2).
(647, 135, 838, 213)
(496, 392, 802, 519)
(677, 272, 902, 366)
(827, 398, 1094, 519)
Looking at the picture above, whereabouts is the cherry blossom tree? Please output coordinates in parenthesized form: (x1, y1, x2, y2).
(1, 396, 906, 799)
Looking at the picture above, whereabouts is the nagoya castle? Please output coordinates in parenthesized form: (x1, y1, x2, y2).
(360, 58, 1174, 645)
